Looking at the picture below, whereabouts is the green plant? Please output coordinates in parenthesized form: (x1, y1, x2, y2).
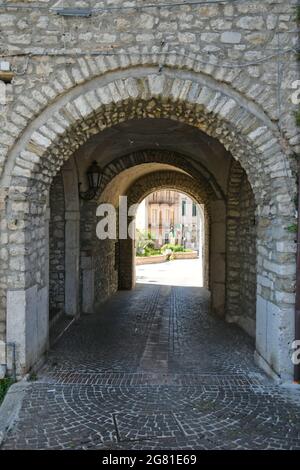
(286, 224, 298, 233)
(29, 371, 38, 381)
(161, 243, 191, 253)
(135, 229, 156, 255)
(0, 378, 15, 404)
(137, 247, 161, 257)
(161, 243, 179, 252)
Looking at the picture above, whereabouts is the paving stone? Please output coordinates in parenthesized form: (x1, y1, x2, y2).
(2, 283, 300, 450)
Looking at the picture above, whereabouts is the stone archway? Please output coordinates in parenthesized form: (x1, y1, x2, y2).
(0, 68, 296, 380)
(118, 170, 212, 298)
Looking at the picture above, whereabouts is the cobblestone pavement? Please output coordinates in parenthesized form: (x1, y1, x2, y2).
(2, 262, 300, 449)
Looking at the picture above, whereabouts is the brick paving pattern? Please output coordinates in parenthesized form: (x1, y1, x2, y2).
(2, 283, 300, 450)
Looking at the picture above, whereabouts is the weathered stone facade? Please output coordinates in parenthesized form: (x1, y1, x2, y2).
(226, 159, 256, 336)
(49, 172, 65, 318)
(238, 174, 256, 333)
(0, 0, 298, 381)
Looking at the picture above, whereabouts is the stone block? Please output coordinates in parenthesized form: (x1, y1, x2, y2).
(6, 285, 48, 375)
(221, 32, 241, 43)
(0, 340, 6, 365)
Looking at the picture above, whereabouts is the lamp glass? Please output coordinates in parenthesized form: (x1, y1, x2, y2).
(87, 161, 102, 190)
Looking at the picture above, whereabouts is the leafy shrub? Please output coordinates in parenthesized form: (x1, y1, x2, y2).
(136, 229, 156, 255)
(0, 378, 14, 404)
(161, 243, 189, 253)
(286, 224, 298, 233)
(145, 248, 161, 256)
(137, 247, 162, 257)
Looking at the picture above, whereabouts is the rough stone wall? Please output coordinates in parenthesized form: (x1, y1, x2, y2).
(226, 161, 244, 321)
(0, 188, 8, 341)
(80, 200, 118, 310)
(49, 172, 65, 317)
(226, 161, 256, 336)
(79, 199, 95, 313)
(80, 200, 96, 255)
(238, 174, 256, 335)
(0, 0, 298, 168)
(94, 239, 118, 306)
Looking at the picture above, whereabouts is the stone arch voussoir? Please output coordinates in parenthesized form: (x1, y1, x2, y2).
(1, 67, 295, 216)
(0, 66, 297, 380)
(1, 46, 293, 183)
(126, 170, 210, 209)
(99, 149, 220, 205)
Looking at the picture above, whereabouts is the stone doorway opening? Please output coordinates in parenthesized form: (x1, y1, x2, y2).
(46, 132, 256, 365)
(135, 189, 205, 288)
(2, 70, 296, 381)
(36, 119, 256, 377)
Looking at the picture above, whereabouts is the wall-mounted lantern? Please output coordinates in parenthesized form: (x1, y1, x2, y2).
(0, 61, 14, 83)
(79, 160, 103, 201)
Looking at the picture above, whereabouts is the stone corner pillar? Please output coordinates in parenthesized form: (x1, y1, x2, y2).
(6, 284, 48, 375)
(255, 295, 294, 382)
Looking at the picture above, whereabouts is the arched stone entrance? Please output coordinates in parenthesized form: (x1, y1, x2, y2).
(118, 170, 212, 298)
(0, 68, 296, 381)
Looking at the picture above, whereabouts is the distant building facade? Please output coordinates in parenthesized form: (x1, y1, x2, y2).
(136, 190, 201, 250)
